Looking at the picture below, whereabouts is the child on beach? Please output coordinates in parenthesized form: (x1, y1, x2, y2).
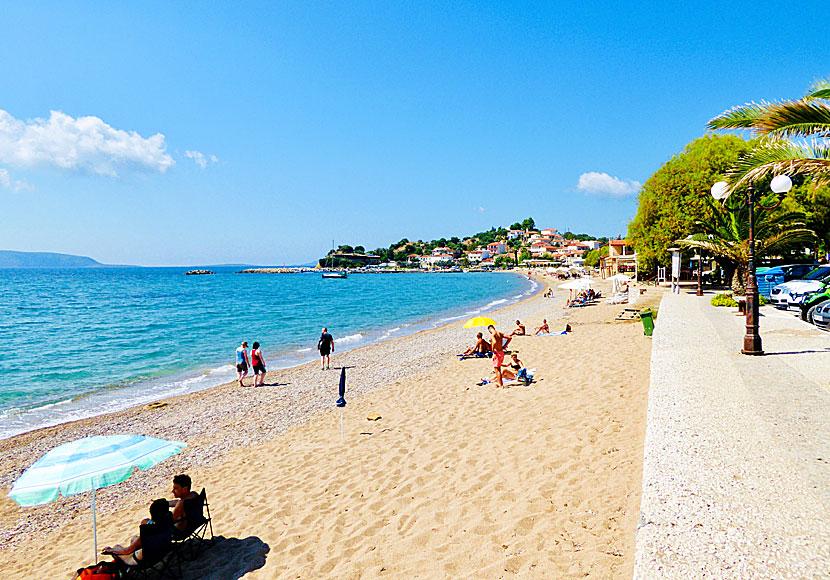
(251, 342, 266, 387)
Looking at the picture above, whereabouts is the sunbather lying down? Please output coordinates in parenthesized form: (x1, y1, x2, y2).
(459, 332, 492, 357)
(535, 323, 572, 336)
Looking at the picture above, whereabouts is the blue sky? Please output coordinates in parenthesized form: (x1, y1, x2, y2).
(1, 2, 828, 266)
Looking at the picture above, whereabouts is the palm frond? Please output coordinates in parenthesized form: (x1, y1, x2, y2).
(806, 78, 830, 100)
(758, 101, 830, 138)
(755, 228, 817, 256)
(721, 140, 830, 192)
(707, 102, 769, 130)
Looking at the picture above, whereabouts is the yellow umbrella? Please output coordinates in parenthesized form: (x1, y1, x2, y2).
(463, 316, 498, 328)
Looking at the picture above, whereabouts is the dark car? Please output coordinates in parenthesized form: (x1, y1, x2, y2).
(756, 264, 817, 298)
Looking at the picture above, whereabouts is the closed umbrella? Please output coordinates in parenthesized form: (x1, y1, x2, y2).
(9, 434, 186, 564)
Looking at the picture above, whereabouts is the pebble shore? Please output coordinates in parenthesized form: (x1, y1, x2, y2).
(0, 275, 563, 552)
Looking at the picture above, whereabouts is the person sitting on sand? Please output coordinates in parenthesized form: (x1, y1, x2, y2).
(487, 325, 512, 388)
(510, 320, 526, 336)
(460, 332, 492, 356)
(102, 498, 172, 567)
(534, 319, 550, 335)
(169, 474, 200, 533)
(499, 352, 524, 381)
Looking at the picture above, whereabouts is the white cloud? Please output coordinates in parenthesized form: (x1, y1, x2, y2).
(185, 150, 219, 169)
(0, 109, 174, 176)
(576, 172, 641, 197)
(0, 167, 32, 192)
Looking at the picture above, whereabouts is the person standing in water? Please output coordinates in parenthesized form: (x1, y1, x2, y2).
(235, 341, 249, 386)
(317, 327, 334, 370)
(251, 341, 266, 387)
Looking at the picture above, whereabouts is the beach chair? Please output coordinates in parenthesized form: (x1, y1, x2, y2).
(119, 522, 181, 579)
(172, 488, 214, 560)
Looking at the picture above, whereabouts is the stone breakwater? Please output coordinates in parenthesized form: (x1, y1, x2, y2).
(0, 279, 557, 551)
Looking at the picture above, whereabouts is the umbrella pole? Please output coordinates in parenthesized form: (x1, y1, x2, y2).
(340, 408, 344, 440)
(92, 487, 98, 563)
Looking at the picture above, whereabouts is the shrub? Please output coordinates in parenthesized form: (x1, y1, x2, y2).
(711, 293, 738, 307)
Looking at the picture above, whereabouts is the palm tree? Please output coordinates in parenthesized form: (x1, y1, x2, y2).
(707, 78, 830, 192)
(677, 194, 816, 294)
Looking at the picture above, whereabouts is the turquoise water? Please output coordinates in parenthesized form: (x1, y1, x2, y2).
(0, 268, 536, 439)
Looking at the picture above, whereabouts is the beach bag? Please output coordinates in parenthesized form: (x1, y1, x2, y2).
(517, 368, 532, 385)
(75, 561, 117, 580)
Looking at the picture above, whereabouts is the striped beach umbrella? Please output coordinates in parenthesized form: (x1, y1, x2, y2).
(9, 435, 186, 563)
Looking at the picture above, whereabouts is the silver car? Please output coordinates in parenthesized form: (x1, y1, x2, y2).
(811, 300, 830, 330)
(770, 266, 830, 310)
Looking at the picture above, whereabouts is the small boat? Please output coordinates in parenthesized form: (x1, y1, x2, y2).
(322, 240, 348, 279)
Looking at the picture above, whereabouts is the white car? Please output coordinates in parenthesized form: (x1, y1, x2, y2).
(770, 266, 830, 310)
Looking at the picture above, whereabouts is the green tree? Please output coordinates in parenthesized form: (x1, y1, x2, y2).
(518, 248, 531, 263)
(510, 222, 522, 230)
(628, 134, 759, 275)
(676, 194, 816, 293)
(583, 245, 608, 268)
(521, 217, 536, 231)
(494, 254, 515, 268)
(354, 245, 365, 254)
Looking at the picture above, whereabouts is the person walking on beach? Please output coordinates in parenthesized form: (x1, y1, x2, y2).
(317, 327, 334, 370)
(487, 324, 512, 388)
(235, 341, 249, 386)
(251, 341, 266, 387)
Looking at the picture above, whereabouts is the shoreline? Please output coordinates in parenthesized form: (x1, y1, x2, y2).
(0, 271, 538, 442)
(1, 274, 662, 578)
(0, 273, 552, 546)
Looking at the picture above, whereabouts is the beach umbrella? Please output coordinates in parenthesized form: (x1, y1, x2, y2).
(8, 435, 186, 564)
(558, 278, 593, 291)
(336, 367, 347, 439)
(462, 316, 498, 328)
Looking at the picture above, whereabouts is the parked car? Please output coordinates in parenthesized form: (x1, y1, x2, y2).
(770, 266, 830, 310)
(811, 300, 830, 330)
(756, 263, 817, 298)
(801, 285, 830, 324)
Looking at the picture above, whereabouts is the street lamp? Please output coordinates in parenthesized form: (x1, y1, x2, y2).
(711, 175, 793, 355)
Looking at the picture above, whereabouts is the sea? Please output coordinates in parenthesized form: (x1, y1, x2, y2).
(0, 268, 537, 440)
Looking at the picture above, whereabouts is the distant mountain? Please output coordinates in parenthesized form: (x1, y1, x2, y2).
(0, 250, 113, 269)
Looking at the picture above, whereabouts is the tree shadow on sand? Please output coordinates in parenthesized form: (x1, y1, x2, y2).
(180, 536, 269, 580)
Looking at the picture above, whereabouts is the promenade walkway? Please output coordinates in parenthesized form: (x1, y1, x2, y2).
(634, 291, 829, 579)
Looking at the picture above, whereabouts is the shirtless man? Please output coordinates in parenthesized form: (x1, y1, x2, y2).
(487, 325, 512, 388)
(510, 320, 526, 336)
(169, 474, 200, 533)
(460, 332, 492, 356)
(534, 319, 550, 335)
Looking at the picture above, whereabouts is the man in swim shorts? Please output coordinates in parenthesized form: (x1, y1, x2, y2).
(487, 324, 512, 388)
(251, 341, 266, 387)
(235, 341, 249, 387)
(317, 327, 334, 370)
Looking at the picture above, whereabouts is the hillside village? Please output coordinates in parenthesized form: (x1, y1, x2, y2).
(320, 219, 630, 272)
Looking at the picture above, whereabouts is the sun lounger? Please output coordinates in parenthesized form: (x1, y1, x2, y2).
(457, 351, 492, 360)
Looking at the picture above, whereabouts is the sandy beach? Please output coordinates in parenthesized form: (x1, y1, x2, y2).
(0, 275, 661, 579)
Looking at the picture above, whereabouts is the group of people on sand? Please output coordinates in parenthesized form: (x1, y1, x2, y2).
(509, 319, 550, 336)
(564, 288, 599, 308)
(100, 474, 204, 569)
(234, 327, 336, 387)
(235, 341, 267, 387)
